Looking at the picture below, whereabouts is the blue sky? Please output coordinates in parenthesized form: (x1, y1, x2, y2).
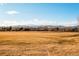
(0, 3, 79, 26)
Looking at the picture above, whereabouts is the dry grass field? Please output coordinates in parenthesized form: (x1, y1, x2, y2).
(0, 31, 79, 56)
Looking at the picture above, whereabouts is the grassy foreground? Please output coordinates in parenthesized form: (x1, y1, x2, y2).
(0, 31, 79, 56)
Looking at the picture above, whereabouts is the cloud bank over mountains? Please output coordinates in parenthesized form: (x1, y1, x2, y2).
(0, 19, 77, 26)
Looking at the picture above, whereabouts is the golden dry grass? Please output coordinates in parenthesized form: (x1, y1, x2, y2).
(0, 31, 79, 56)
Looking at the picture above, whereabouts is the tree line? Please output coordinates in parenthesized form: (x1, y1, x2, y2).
(0, 25, 79, 32)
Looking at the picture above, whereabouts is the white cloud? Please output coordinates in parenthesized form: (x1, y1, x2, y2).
(6, 10, 19, 15)
(33, 18, 39, 22)
(0, 19, 77, 26)
(30, 19, 77, 26)
(0, 19, 56, 26)
(24, 18, 57, 25)
(0, 20, 18, 26)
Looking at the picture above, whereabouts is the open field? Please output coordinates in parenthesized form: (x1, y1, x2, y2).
(0, 32, 79, 56)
